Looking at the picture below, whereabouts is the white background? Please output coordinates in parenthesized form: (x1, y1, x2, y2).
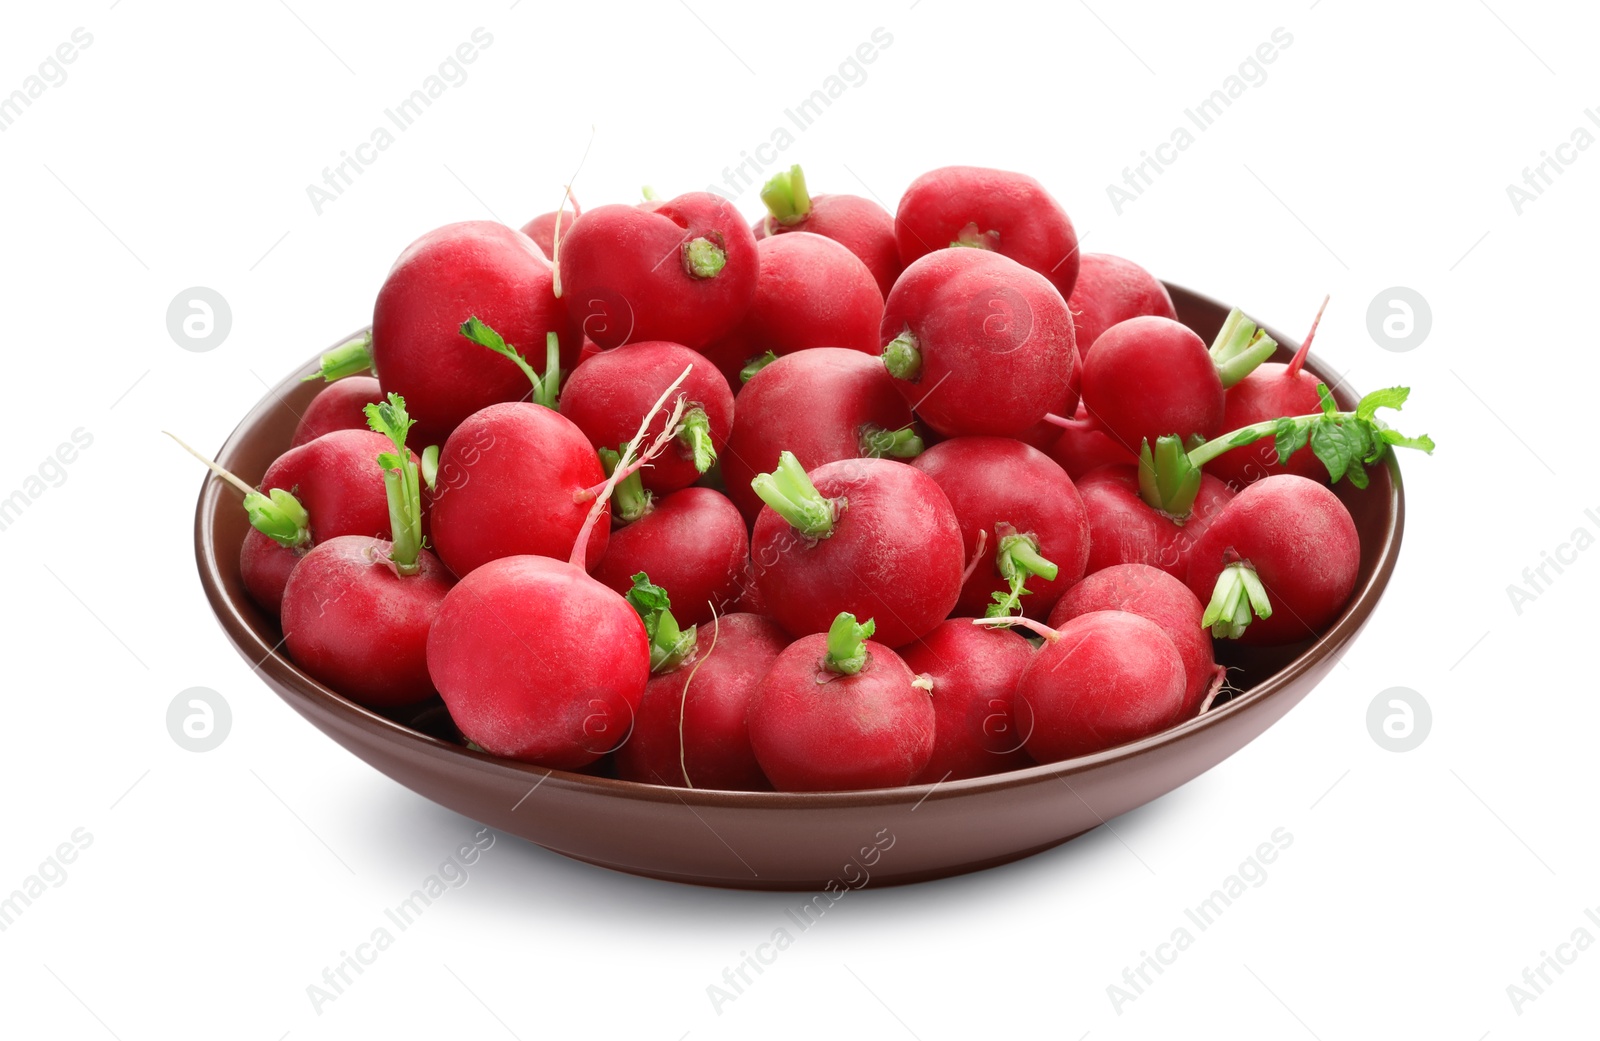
(1, 0, 1594, 1037)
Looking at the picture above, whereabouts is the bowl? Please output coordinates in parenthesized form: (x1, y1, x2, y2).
(193, 284, 1403, 890)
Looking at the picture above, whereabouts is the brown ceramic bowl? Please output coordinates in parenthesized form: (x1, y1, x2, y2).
(194, 284, 1403, 890)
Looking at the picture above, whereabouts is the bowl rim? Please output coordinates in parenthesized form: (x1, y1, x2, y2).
(194, 281, 1404, 810)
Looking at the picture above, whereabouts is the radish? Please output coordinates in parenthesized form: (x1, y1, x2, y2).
(427, 554, 649, 767)
(171, 428, 409, 614)
(613, 576, 787, 789)
(900, 620, 1034, 782)
(291, 375, 384, 448)
(557, 191, 758, 350)
(702, 231, 884, 388)
(1066, 253, 1177, 357)
(1078, 309, 1277, 453)
(720, 347, 919, 524)
(1048, 563, 1223, 719)
(1076, 464, 1235, 579)
(754, 165, 902, 298)
(1206, 297, 1330, 489)
(987, 612, 1186, 763)
(909, 437, 1090, 619)
(590, 487, 748, 628)
(895, 165, 1081, 299)
(371, 221, 581, 447)
(750, 453, 965, 648)
(881, 247, 1077, 438)
(520, 194, 581, 259)
(746, 612, 935, 791)
(280, 395, 454, 707)
(1047, 401, 1136, 479)
(558, 339, 733, 494)
(1184, 476, 1360, 645)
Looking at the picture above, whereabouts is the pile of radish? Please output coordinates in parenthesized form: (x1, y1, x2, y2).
(187, 163, 1433, 793)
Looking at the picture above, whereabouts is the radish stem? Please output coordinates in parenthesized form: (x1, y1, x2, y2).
(882, 331, 922, 381)
(678, 408, 717, 473)
(985, 524, 1058, 618)
(1208, 308, 1278, 389)
(760, 165, 812, 228)
(164, 431, 310, 549)
(625, 572, 698, 673)
(599, 446, 654, 525)
(823, 612, 874, 676)
(683, 237, 727, 279)
(364, 393, 423, 575)
(302, 332, 374, 382)
(1201, 560, 1273, 639)
(750, 450, 837, 538)
(458, 317, 560, 408)
(859, 424, 924, 460)
(740, 351, 778, 384)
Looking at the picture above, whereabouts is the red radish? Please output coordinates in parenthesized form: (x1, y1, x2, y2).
(1185, 475, 1360, 645)
(702, 232, 884, 387)
(558, 191, 758, 350)
(427, 401, 609, 577)
(1076, 464, 1234, 579)
(900, 620, 1034, 782)
(558, 340, 733, 494)
(1079, 309, 1276, 453)
(613, 577, 786, 789)
(1067, 253, 1177, 357)
(1206, 297, 1330, 489)
(1001, 611, 1186, 763)
(291, 375, 384, 448)
(280, 395, 453, 707)
(895, 165, 1081, 299)
(910, 437, 1090, 619)
(371, 221, 581, 447)
(753, 165, 902, 299)
(881, 248, 1077, 438)
(747, 613, 935, 791)
(1015, 351, 1084, 452)
(750, 453, 965, 648)
(1048, 563, 1224, 719)
(1047, 401, 1136, 479)
(591, 487, 748, 628)
(721, 347, 919, 524)
(427, 554, 649, 767)
(520, 195, 581, 259)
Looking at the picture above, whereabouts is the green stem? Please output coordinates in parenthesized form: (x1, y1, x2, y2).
(1201, 560, 1273, 639)
(1137, 435, 1204, 518)
(740, 351, 778, 384)
(459, 316, 560, 407)
(678, 408, 716, 473)
(760, 164, 812, 227)
(750, 450, 836, 538)
(534, 332, 561, 409)
(1208, 308, 1278, 389)
(164, 431, 310, 549)
(419, 445, 440, 492)
(682, 237, 727, 279)
(823, 612, 874, 675)
(984, 525, 1058, 618)
(641, 185, 659, 202)
(599, 447, 653, 525)
(882, 331, 922, 381)
(365, 394, 423, 574)
(950, 222, 1000, 250)
(859, 424, 924, 460)
(302, 332, 374, 382)
(625, 573, 698, 673)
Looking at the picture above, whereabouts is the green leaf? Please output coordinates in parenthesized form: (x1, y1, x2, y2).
(1228, 427, 1262, 447)
(364, 393, 413, 455)
(1316, 382, 1339, 417)
(1356, 386, 1410, 421)
(1309, 417, 1363, 483)
(625, 572, 672, 629)
(1273, 417, 1309, 464)
(1377, 428, 1436, 454)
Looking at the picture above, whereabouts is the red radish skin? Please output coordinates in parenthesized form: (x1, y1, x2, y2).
(881, 248, 1078, 438)
(558, 340, 734, 494)
(910, 437, 1090, 618)
(559, 192, 758, 350)
(1067, 254, 1177, 357)
(291, 376, 385, 448)
(427, 555, 650, 768)
(1080, 316, 1224, 451)
(614, 612, 788, 790)
(721, 348, 916, 524)
(1047, 402, 1137, 479)
(1048, 563, 1223, 720)
(591, 488, 748, 628)
(747, 627, 935, 791)
(242, 429, 415, 613)
(1077, 464, 1234, 579)
(895, 166, 1081, 299)
(752, 457, 965, 647)
(372, 221, 581, 447)
(428, 403, 609, 578)
(1016, 352, 1084, 452)
(280, 536, 454, 707)
(1206, 363, 1328, 488)
(702, 232, 884, 387)
(1014, 611, 1186, 763)
(900, 620, 1034, 782)
(1185, 475, 1360, 646)
(756, 193, 901, 299)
